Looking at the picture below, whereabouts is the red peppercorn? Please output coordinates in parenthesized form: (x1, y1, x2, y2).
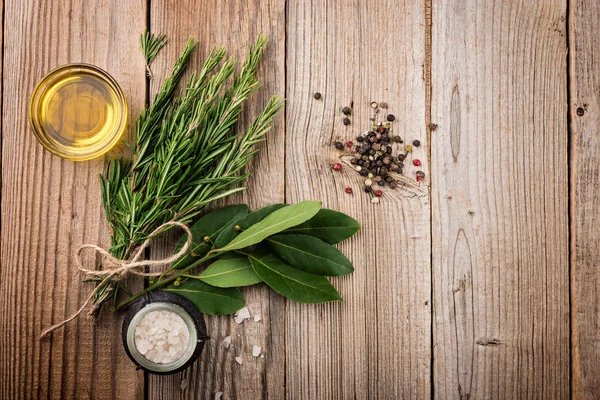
(413, 159, 421, 167)
(346, 141, 353, 148)
(333, 163, 342, 171)
(375, 189, 383, 197)
(345, 187, 353, 194)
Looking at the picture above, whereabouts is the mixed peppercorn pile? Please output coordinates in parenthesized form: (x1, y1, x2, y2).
(328, 99, 426, 203)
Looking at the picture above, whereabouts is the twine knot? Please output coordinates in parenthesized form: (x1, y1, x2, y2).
(40, 221, 192, 339)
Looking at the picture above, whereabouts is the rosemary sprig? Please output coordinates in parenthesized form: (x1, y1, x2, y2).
(141, 30, 168, 78)
(98, 34, 282, 311)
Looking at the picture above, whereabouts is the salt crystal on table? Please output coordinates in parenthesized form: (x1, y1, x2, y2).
(235, 356, 243, 365)
(234, 307, 250, 324)
(253, 314, 261, 322)
(215, 392, 223, 400)
(252, 345, 261, 357)
(223, 336, 232, 349)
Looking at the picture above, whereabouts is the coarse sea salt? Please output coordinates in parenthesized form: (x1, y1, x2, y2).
(234, 307, 251, 324)
(134, 310, 190, 364)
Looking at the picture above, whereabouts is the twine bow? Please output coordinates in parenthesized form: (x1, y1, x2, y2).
(40, 221, 192, 339)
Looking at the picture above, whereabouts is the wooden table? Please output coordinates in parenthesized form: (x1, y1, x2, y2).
(2, 0, 599, 399)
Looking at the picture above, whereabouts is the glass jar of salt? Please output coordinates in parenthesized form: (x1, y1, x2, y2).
(122, 292, 208, 374)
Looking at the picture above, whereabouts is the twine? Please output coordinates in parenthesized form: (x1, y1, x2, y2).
(40, 221, 192, 339)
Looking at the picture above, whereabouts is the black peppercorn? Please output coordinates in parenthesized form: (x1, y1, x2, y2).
(377, 180, 386, 186)
(380, 166, 388, 175)
(386, 145, 393, 154)
(389, 182, 397, 189)
(385, 176, 393, 183)
(375, 160, 383, 167)
(350, 158, 357, 165)
(393, 136, 402, 143)
(372, 143, 381, 151)
(343, 118, 351, 125)
(359, 169, 369, 176)
(356, 136, 364, 142)
(314, 92, 322, 99)
(369, 149, 376, 156)
(383, 157, 391, 165)
(386, 114, 395, 121)
(390, 165, 399, 172)
(342, 106, 352, 115)
(364, 186, 373, 193)
(358, 159, 365, 166)
(397, 154, 406, 162)
(413, 140, 421, 147)
(334, 141, 344, 150)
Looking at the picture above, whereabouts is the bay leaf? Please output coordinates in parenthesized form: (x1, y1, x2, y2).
(216, 201, 321, 253)
(197, 256, 262, 287)
(163, 279, 245, 315)
(173, 204, 248, 269)
(283, 209, 360, 244)
(213, 203, 288, 248)
(268, 234, 354, 276)
(249, 253, 341, 303)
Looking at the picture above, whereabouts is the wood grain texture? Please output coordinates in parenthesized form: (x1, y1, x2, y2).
(0, 1, 146, 399)
(148, 0, 286, 398)
(569, 1, 600, 398)
(285, 1, 431, 398)
(431, 1, 569, 398)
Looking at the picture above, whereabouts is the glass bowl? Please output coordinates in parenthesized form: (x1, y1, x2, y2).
(28, 63, 128, 161)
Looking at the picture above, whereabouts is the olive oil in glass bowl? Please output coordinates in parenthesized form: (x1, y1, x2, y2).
(29, 64, 128, 161)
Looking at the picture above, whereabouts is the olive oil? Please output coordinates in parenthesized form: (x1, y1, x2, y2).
(29, 64, 127, 161)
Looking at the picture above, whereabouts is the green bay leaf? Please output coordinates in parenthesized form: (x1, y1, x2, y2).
(214, 203, 288, 248)
(217, 201, 321, 253)
(283, 209, 360, 244)
(197, 256, 262, 287)
(249, 253, 341, 303)
(163, 279, 245, 315)
(173, 204, 248, 269)
(268, 234, 354, 276)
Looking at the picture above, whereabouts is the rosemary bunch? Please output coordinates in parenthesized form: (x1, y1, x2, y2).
(98, 35, 282, 303)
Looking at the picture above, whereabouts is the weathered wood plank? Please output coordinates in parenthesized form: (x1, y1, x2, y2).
(569, 1, 600, 398)
(285, 1, 431, 398)
(148, 0, 286, 398)
(431, 1, 569, 398)
(0, 0, 146, 399)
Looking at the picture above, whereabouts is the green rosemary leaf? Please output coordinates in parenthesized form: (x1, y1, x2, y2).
(140, 30, 168, 66)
